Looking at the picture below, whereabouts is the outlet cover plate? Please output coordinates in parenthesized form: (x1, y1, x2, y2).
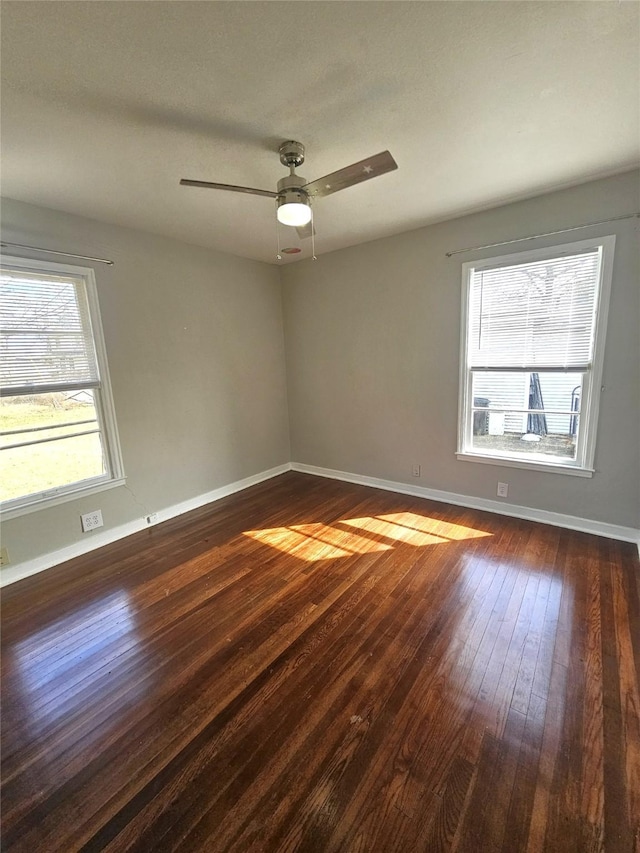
(497, 482, 509, 498)
(81, 510, 104, 532)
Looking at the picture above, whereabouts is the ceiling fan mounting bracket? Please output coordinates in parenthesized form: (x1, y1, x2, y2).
(279, 140, 305, 169)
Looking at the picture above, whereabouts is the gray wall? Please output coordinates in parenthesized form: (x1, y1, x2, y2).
(1, 198, 290, 570)
(281, 171, 640, 529)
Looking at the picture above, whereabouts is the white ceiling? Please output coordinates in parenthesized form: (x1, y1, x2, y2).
(1, 1, 638, 264)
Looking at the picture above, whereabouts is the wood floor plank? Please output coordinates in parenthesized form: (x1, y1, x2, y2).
(609, 539, 640, 844)
(526, 660, 568, 853)
(1, 472, 638, 852)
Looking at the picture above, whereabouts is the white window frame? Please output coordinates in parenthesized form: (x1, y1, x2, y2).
(0, 255, 125, 518)
(456, 235, 615, 477)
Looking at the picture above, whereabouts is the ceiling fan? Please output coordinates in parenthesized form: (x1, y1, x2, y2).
(180, 141, 398, 236)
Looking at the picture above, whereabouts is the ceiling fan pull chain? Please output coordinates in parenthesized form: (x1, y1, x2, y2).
(275, 204, 282, 260)
(311, 206, 317, 261)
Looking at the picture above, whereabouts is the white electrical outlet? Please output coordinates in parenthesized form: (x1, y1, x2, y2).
(81, 510, 103, 532)
(146, 513, 158, 525)
(0, 547, 10, 567)
(497, 482, 509, 498)
(412, 464, 421, 477)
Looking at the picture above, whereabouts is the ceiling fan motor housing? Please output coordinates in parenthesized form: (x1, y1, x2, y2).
(276, 173, 310, 210)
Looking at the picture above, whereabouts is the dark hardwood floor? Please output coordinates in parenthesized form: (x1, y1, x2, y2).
(1, 472, 639, 852)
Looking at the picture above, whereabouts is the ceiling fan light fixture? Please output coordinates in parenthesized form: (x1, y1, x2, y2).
(276, 189, 312, 227)
(277, 202, 312, 227)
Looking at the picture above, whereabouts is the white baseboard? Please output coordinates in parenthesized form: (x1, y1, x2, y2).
(1, 463, 292, 587)
(291, 462, 640, 545)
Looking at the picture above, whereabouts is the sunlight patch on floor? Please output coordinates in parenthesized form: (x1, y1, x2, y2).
(376, 512, 492, 541)
(340, 515, 447, 546)
(244, 512, 491, 560)
(244, 522, 393, 561)
(341, 512, 491, 545)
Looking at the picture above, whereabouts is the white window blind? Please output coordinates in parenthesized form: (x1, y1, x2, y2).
(467, 249, 602, 370)
(0, 269, 100, 395)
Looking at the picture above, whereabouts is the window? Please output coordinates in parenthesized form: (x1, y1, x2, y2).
(457, 236, 614, 476)
(0, 257, 124, 516)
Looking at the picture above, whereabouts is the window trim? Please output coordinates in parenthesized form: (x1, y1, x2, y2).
(456, 235, 615, 475)
(0, 255, 125, 518)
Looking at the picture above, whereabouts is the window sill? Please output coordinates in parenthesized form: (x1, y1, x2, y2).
(0, 476, 127, 520)
(456, 452, 594, 478)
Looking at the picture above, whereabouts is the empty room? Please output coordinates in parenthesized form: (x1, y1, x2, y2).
(1, 2, 639, 851)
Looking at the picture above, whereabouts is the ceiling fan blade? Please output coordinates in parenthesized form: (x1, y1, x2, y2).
(303, 151, 397, 199)
(295, 222, 316, 240)
(180, 179, 277, 199)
